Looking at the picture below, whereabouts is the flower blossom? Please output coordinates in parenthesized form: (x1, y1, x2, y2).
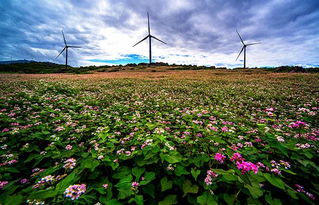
(0, 181, 8, 189)
(131, 182, 139, 190)
(64, 184, 86, 200)
(295, 184, 316, 200)
(230, 153, 244, 162)
(214, 153, 226, 163)
(236, 161, 259, 174)
(63, 158, 76, 170)
(20, 178, 29, 184)
(65, 145, 73, 150)
(289, 121, 308, 129)
(204, 170, 218, 186)
(221, 126, 229, 132)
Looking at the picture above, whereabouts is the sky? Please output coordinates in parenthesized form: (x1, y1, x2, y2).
(0, 0, 319, 68)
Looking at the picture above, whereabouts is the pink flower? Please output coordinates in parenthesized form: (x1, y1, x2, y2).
(196, 133, 203, 137)
(131, 182, 139, 187)
(8, 159, 18, 165)
(209, 126, 218, 131)
(270, 168, 281, 175)
(230, 153, 244, 162)
(214, 153, 226, 163)
(63, 158, 76, 169)
(230, 144, 239, 150)
(265, 107, 275, 112)
(295, 184, 316, 200)
(0, 181, 9, 189)
(204, 170, 218, 185)
(289, 121, 308, 129)
(64, 184, 86, 200)
(207, 170, 218, 178)
(65, 145, 72, 150)
(55, 127, 65, 131)
(2, 128, 9, 132)
(255, 138, 262, 142)
(102, 184, 108, 189)
(204, 175, 212, 185)
(221, 126, 229, 132)
(267, 112, 273, 116)
(256, 162, 265, 168)
(236, 161, 259, 174)
(20, 178, 29, 184)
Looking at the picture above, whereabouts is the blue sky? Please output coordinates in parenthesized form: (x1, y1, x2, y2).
(0, 0, 319, 67)
(89, 54, 149, 64)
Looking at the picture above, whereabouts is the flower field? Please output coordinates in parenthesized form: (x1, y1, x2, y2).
(0, 70, 318, 204)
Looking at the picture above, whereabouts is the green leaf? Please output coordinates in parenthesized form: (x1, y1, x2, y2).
(264, 173, 285, 190)
(113, 166, 131, 179)
(158, 195, 177, 205)
(115, 175, 133, 199)
(197, 192, 218, 205)
(81, 158, 100, 172)
(143, 184, 155, 198)
(223, 194, 235, 205)
(4, 195, 24, 205)
(175, 165, 189, 176)
(115, 175, 133, 189)
(103, 199, 122, 205)
(134, 195, 144, 205)
(244, 184, 263, 199)
(146, 123, 156, 130)
(132, 167, 145, 181)
(29, 189, 58, 200)
(160, 152, 183, 164)
(161, 177, 173, 192)
(222, 174, 237, 182)
(182, 180, 199, 196)
(265, 194, 283, 205)
(191, 168, 201, 181)
(140, 171, 156, 185)
(247, 197, 263, 205)
(56, 171, 79, 193)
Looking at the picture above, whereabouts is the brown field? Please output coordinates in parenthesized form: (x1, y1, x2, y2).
(0, 69, 318, 83)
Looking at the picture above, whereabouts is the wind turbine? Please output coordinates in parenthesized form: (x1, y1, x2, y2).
(235, 30, 260, 69)
(56, 31, 81, 69)
(133, 12, 166, 65)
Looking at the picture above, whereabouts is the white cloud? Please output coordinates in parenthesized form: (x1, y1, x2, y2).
(1, 0, 319, 67)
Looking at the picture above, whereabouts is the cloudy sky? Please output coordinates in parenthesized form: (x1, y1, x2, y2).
(1, 0, 319, 67)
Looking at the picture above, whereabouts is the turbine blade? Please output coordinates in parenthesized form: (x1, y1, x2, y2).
(56, 47, 66, 58)
(68, 46, 81, 48)
(246, 42, 261, 46)
(132, 35, 149, 47)
(236, 46, 244, 61)
(151, 35, 166, 44)
(236, 30, 245, 45)
(62, 30, 67, 46)
(147, 12, 150, 35)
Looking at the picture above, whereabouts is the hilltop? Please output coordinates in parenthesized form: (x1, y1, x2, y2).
(0, 61, 318, 74)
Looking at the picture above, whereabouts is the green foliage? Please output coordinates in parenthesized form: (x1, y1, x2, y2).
(0, 72, 318, 204)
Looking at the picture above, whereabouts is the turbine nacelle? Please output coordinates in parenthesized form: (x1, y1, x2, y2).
(132, 12, 166, 65)
(235, 30, 260, 68)
(56, 30, 80, 68)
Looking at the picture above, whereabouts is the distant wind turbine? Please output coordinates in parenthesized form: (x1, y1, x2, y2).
(133, 12, 166, 65)
(56, 31, 81, 69)
(235, 30, 260, 69)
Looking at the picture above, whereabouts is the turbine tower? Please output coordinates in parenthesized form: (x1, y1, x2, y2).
(133, 12, 166, 65)
(236, 30, 260, 69)
(56, 31, 81, 69)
